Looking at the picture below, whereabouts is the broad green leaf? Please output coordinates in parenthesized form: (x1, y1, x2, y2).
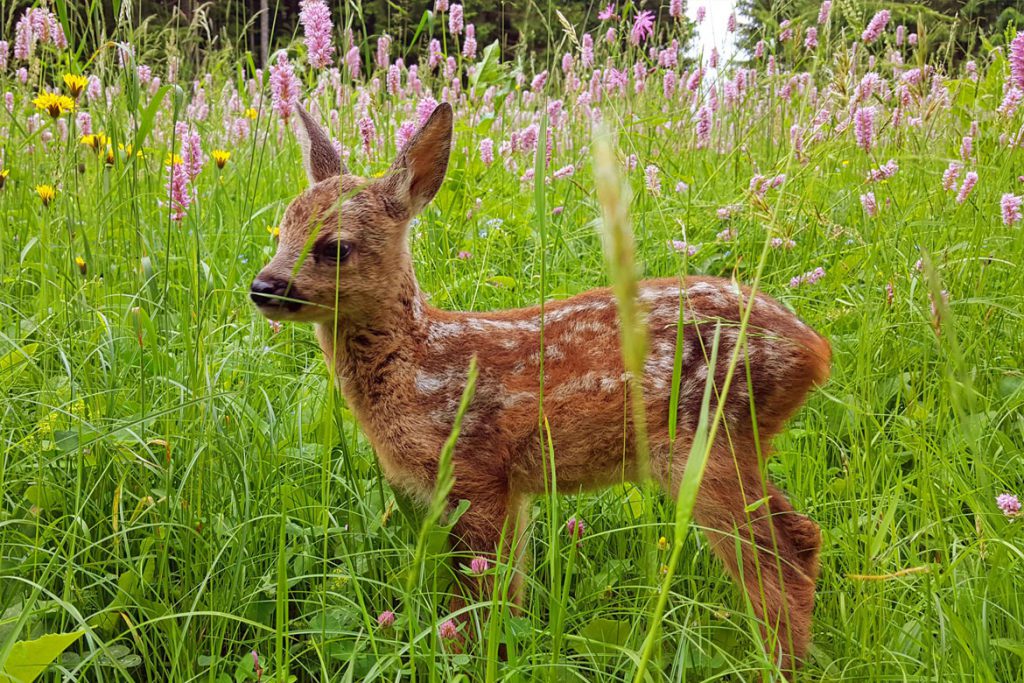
(1, 631, 84, 683)
(0, 344, 38, 383)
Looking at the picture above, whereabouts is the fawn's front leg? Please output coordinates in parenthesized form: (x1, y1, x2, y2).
(446, 474, 528, 622)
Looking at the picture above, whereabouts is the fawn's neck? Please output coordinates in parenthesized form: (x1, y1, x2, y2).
(314, 262, 428, 412)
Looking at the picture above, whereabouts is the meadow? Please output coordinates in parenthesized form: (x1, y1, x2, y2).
(2, 1, 1024, 681)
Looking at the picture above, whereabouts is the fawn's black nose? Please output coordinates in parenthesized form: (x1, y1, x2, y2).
(250, 276, 302, 310)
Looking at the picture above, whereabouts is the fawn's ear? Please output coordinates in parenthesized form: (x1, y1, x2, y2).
(386, 103, 453, 215)
(294, 106, 347, 184)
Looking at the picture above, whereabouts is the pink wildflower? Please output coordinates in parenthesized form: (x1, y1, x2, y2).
(942, 162, 962, 191)
(166, 161, 192, 222)
(630, 10, 655, 46)
(908, 33, 918, 46)
(0, 41, 8, 71)
(779, 20, 793, 43)
(449, 4, 464, 35)
(955, 171, 978, 204)
(375, 33, 391, 70)
(566, 517, 585, 539)
(463, 24, 476, 59)
(675, 181, 689, 193)
(1010, 32, 1024, 91)
(716, 227, 737, 241)
(357, 116, 376, 155)
(479, 138, 494, 165)
(867, 159, 899, 182)
(854, 106, 874, 152)
(175, 121, 204, 181)
(727, 13, 737, 33)
(416, 97, 439, 126)
(438, 619, 458, 640)
(754, 41, 765, 59)
(345, 45, 361, 80)
(998, 87, 1022, 118)
(645, 165, 661, 195)
(377, 611, 396, 628)
(663, 71, 677, 98)
(860, 191, 878, 217)
(862, 10, 890, 44)
(553, 164, 575, 179)
(386, 64, 401, 95)
(818, 1, 831, 24)
(695, 105, 712, 149)
(457, 250, 472, 260)
(599, 4, 616, 21)
(805, 27, 818, 49)
(997, 493, 1022, 518)
(470, 556, 489, 574)
(670, 240, 698, 256)
(299, 0, 335, 69)
(960, 136, 972, 161)
(396, 121, 416, 150)
(669, 0, 683, 20)
(696, 6, 706, 24)
(581, 33, 594, 68)
(790, 267, 826, 288)
(434, 0, 448, 12)
(896, 25, 906, 46)
(269, 52, 300, 122)
(1001, 193, 1022, 226)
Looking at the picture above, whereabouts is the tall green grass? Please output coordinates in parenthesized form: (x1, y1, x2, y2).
(2, 2, 1024, 682)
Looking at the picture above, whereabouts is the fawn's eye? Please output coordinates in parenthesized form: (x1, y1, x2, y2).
(316, 240, 353, 263)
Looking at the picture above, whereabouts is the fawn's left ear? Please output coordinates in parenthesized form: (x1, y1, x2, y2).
(385, 103, 453, 215)
(294, 106, 347, 184)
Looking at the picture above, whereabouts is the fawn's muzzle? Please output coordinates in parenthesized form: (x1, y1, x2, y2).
(250, 276, 304, 311)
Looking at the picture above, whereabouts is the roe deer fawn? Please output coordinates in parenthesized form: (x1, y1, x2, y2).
(250, 102, 830, 672)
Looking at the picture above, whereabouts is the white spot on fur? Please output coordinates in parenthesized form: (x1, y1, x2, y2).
(414, 371, 449, 394)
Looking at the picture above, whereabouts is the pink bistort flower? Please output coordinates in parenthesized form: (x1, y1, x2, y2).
(299, 0, 335, 69)
(1001, 193, 1022, 226)
(997, 493, 1022, 518)
(269, 52, 300, 121)
(955, 171, 978, 204)
(1010, 31, 1024, 90)
(862, 10, 890, 44)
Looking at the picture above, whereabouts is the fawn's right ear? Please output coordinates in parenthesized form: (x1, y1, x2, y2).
(294, 106, 347, 184)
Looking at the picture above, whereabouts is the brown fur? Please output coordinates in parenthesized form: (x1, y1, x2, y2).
(251, 103, 830, 673)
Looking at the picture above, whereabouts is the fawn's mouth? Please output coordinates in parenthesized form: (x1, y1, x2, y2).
(249, 277, 307, 314)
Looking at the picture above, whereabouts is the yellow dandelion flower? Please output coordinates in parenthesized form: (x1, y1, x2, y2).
(80, 133, 110, 153)
(32, 92, 75, 118)
(120, 143, 144, 159)
(35, 184, 56, 206)
(245, 107, 258, 120)
(63, 74, 89, 98)
(0, 169, 8, 189)
(212, 149, 231, 169)
(75, 257, 87, 275)
(841, 159, 850, 167)
(657, 536, 669, 551)
(165, 153, 184, 165)
(266, 225, 280, 238)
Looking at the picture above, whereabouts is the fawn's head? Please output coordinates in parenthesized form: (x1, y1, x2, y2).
(250, 103, 453, 324)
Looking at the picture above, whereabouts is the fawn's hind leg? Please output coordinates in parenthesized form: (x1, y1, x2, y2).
(660, 445, 820, 673)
